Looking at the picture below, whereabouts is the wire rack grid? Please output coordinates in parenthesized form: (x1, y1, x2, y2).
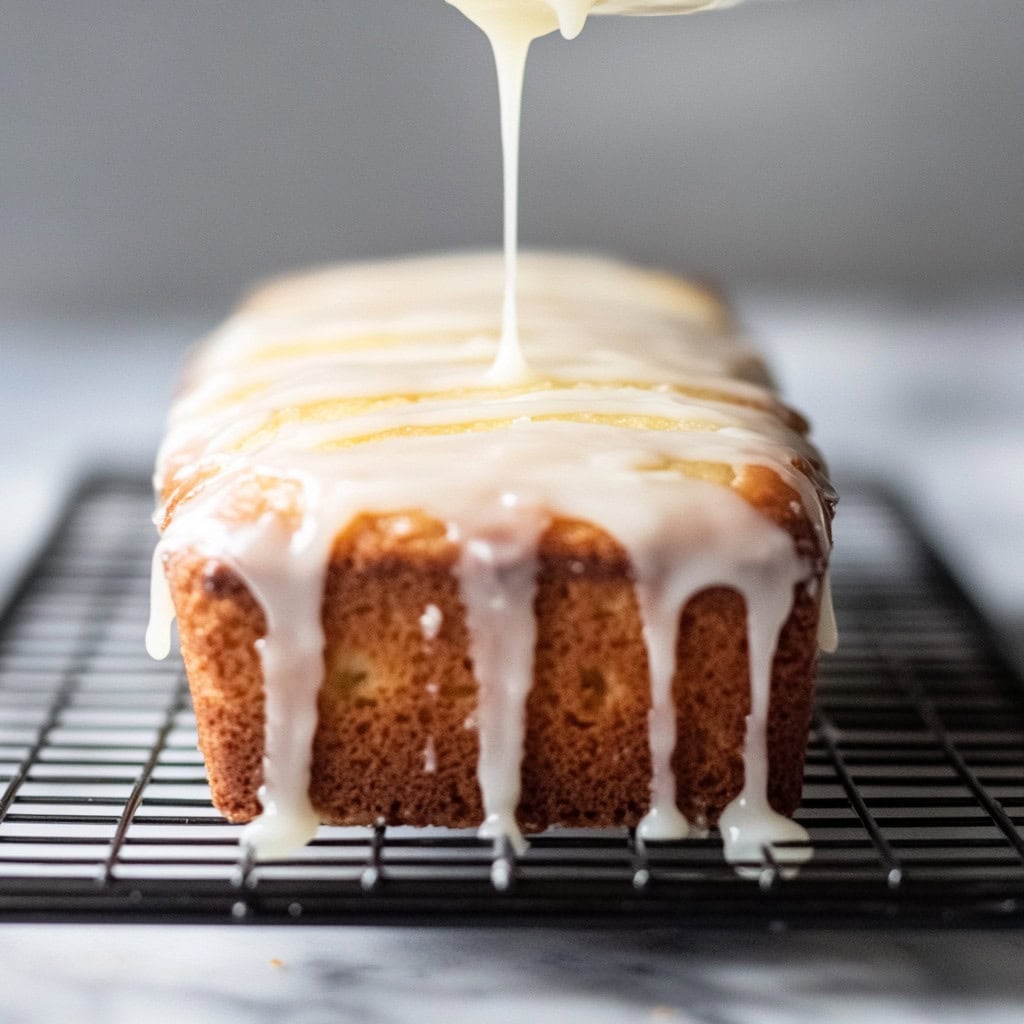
(0, 477, 1022, 924)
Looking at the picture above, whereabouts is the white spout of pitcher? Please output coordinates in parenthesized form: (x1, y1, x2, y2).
(448, 1, 768, 42)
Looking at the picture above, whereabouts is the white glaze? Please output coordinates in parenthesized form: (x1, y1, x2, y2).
(419, 603, 444, 642)
(817, 569, 839, 654)
(447, 3, 556, 383)
(717, 555, 813, 869)
(424, 736, 438, 774)
(456, 500, 548, 854)
(145, 547, 175, 661)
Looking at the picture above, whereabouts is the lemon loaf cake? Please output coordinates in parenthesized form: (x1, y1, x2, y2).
(147, 251, 836, 863)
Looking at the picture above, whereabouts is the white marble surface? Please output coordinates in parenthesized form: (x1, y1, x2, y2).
(1, 293, 1022, 1021)
(1, 925, 1023, 1024)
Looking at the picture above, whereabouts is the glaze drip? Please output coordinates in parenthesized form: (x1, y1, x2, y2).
(718, 558, 814, 869)
(145, 547, 175, 662)
(448, 1, 558, 383)
(817, 570, 839, 654)
(455, 501, 549, 852)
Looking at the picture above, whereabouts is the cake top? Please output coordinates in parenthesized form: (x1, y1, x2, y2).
(187, 251, 753, 384)
(157, 251, 828, 531)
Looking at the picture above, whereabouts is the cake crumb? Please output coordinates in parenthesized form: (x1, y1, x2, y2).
(269, 958, 285, 969)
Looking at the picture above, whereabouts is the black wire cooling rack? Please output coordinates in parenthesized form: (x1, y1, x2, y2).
(1, 476, 1022, 925)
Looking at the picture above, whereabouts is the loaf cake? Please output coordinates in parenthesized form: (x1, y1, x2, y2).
(147, 251, 836, 863)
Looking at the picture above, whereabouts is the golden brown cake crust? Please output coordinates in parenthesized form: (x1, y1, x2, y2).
(168, 466, 826, 830)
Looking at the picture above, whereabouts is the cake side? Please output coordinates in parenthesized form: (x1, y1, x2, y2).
(167, 463, 824, 830)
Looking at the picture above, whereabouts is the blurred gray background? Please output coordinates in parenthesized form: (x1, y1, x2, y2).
(2, 0, 1022, 317)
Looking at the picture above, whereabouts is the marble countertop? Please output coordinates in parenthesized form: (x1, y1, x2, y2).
(1, 924, 1024, 1024)
(1, 293, 1022, 1022)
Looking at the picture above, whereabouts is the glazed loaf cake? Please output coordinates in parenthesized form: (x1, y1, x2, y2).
(148, 252, 836, 862)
